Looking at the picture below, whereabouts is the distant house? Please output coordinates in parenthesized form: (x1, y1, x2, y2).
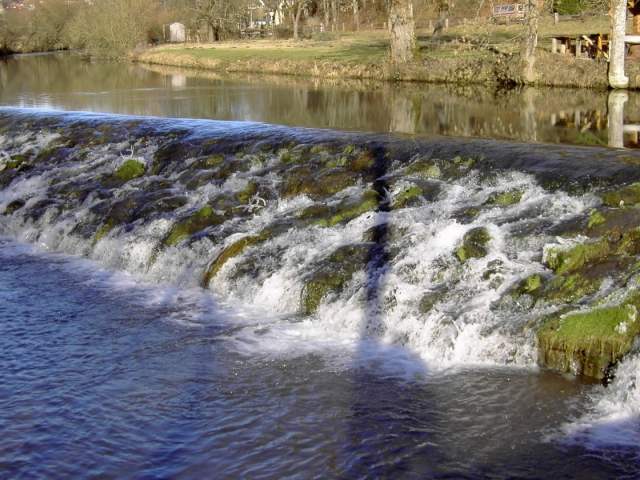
(169, 22, 186, 43)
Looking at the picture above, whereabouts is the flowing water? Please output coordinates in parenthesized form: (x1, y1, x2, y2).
(0, 54, 639, 479)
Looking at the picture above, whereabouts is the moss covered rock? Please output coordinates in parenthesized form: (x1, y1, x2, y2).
(545, 229, 640, 275)
(201, 231, 271, 287)
(406, 155, 475, 181)
(538, 294, 640, 380)
(392, 185, 423, 210)
(115, 159, 145, 182)
(281, 167, 359, 199)
(305, 190, 380, 228)
(455, 227, 491, 263)
(600, 183, 640, 207)
(301, 243, 370, 315)
(485, 189, 523, 207)
(164, 205, 224, 247)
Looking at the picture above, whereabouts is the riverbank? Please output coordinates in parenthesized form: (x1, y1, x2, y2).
(135, 17, 640, 89)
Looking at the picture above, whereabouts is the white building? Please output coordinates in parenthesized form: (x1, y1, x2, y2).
(169, 22, 186, 42)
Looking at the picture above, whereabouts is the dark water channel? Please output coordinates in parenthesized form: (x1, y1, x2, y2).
(3, 52, 640, 148)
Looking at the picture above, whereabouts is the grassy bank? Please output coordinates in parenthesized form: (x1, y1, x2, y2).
(135, 16, 640, 89)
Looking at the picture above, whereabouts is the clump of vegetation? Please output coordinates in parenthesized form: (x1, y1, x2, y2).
(455, 227, 491, 262)
(538, 296, 640, 380)
(587, 209, 606, 229)
(115, 159, 146, 182)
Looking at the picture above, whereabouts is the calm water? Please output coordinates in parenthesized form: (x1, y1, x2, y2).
(3, 52, 640, 148)
(1, 239, 637, 478)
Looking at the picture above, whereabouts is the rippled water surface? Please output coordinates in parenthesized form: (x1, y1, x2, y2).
(1, 239, 638, 478)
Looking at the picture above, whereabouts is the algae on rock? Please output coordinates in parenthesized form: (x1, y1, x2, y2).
(455, 227, 491, 263)
(115, 159, 145, 182)
(538, 296, 640, 380)
(164, 205, 224, 247)
(201, 231, 270, 287)
(301, 243, 371, 315)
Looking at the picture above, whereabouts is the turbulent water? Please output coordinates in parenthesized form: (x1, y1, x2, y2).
(1, 108, 640, 477)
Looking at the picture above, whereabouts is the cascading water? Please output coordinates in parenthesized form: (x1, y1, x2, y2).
(2, 108, 640, 473)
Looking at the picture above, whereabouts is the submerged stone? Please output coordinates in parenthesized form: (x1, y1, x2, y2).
(455, 227, 491, 263)
(538, 295, 640, 380)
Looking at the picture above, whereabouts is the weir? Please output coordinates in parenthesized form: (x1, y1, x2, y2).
(2, 108, 640, 381)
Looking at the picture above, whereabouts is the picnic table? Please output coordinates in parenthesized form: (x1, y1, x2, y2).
(550, 33, 609, 59)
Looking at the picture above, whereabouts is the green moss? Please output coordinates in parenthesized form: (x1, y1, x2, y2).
(300, 243, 370, 315)
(198, 154, 225, 168)
(164, 205, 223, 247)
(325, 156, 349, 168)
(545, 273, 601, 303)
(406, 156, 475, 181)
(314, 190, 379, 227)
(485, 189, 523, 207)
(94, 218, 116, 244)
(392, 185, 423, 209)
(235, 181, 258, 204)
(343, 144, 356, 156)
(281, 167, 358, 199)
(115, 159, 145, 182)
(545, 228, 640, 275)
(601, 183, 640, 207)
(545, 239, 611, 275)
(538, 297, 640, 379)
(407, 160, 441, 179)
(201, 231, 270, 287)
(455, 227, 491, 263)
(519, 274, 542, 294)
(350, 151, 375, 172)
(3, 154, 28, 170)
(587, 209, 606, 229)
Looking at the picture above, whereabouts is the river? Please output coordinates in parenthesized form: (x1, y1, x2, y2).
(0, 53, 639, 479)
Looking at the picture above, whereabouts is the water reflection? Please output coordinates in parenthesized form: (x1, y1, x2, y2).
(3, 52, 640, 148)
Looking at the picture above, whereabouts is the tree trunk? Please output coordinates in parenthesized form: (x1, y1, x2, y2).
(323, 0, 330, 30)
(353, 0, 359, 30)
(522, 0, 539, 83)
(388, 0, 416, 64)
(331, 0, 338, 31)
(293, 0, 303, 40)
(609, 0, 629, 88)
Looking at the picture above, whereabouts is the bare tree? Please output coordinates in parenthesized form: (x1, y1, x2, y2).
(522, 0, 540, 83)
(388, 0, 416, 63)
